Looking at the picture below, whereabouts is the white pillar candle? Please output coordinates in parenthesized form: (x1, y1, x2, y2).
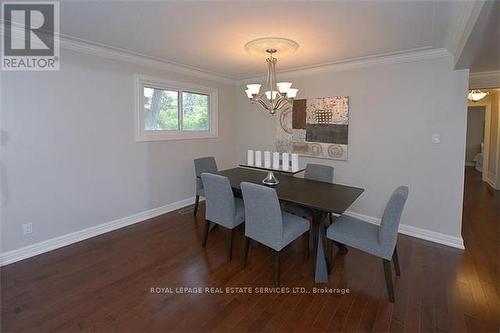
(264, 151, 271, 168)
(272, 152, 280, 169)
(282, 153, 290, 171)
(247, 150, 254, 166)
(255, 150, 262, 167)
(291, 153, 299, 171)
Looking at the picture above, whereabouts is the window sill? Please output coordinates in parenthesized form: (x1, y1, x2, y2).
(135, 131, 218, 142)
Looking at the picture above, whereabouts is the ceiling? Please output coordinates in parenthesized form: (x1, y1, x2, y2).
(59, 1, 471, 79)
(470, 2, 500, 73)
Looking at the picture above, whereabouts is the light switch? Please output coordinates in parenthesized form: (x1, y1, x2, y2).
(432, 133, 440, 144)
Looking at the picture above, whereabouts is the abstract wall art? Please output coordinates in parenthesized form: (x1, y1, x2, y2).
(276, 96, 349, 160)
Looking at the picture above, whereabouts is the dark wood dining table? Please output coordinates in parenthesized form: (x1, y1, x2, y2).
(217, 167, 364, 283)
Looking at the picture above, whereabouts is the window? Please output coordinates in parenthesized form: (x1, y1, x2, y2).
(135, 75, 218, 141)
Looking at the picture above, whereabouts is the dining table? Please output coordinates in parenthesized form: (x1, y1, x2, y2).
(216, 167, 364, 283)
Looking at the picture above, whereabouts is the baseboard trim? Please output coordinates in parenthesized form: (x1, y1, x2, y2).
(0, 200, 466, 266)
(344, 211, 465, 250)
(0, 197, 197, 266)
(485, 177, 499, 190)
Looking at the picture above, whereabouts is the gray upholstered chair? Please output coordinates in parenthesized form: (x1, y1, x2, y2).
(194, 157, 218, 216)
(240, 182, 310, 286)
(200, 173, 245, 262)
(326, 186, 409, 302)
(285, 163, 334, 221)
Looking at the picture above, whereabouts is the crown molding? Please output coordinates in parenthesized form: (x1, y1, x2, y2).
(61, 39, 450, 85)
(59, 37, 238, 85)
(446, 1, 480, 57)
(62, 40, 451, 85)
(469, 70, 500, 89)
(447, 1, 486, 65)
(237, 47, 452, 84)
(1, 22, 452, 86)
(454, 1, 496, 70)
(0, 22, 237, 85)
(469, 70, 500, 79)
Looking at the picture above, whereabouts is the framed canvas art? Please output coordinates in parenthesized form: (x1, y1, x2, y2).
(276, 96, 349, 160)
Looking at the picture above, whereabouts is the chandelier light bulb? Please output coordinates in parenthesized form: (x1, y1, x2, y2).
(287, 88, 298, 98)
(468, 90, 488, 102)
(243, 37, 300, 114)
(246, 84, 261, 95)
(277, 82, 292, 93)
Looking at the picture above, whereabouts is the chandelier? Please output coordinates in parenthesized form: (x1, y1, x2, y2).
(468, 89, 489, 102)
(244, 38, 299, 115)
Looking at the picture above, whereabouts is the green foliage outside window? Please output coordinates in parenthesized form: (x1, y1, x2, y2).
(144, 88, 209, 131)
(182, 92, 209, 131)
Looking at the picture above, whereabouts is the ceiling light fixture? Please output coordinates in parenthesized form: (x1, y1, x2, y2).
(244, 37, 299, 115)
(468, 89, 489, 102)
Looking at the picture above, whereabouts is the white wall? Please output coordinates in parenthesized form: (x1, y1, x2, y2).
(235, 56, 469, 241)
(0, 50, 236, 253)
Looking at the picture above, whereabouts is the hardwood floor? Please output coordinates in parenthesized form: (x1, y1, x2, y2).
(1, 167, 498, 332)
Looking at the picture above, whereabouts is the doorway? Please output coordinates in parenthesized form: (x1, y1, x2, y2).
(466, 88, 500, 190)
(466, 106, 486, 173)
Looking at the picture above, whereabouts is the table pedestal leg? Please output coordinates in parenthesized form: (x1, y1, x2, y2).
(312, 210, 329, 283)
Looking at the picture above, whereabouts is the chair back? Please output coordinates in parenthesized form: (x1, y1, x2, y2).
(201, 173, 235, 228)
(304, 163, 334, 183)
(378, 186, 409, 251)
(240, 182, 283, 247)
(194, 157, 218, 194)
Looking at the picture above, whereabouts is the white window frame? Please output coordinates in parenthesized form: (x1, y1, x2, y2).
(135, 74, 218, 142)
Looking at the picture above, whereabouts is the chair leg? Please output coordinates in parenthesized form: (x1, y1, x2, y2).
(383, 259, 395, 302)
(242, 237, 250, 268)
(334, 241, 348, 255)
(392, 247, 401, 276)
(193, 195, 200, 216)
(227, 228, 234, 262)
(328, 239, 334, 274)
(274, 250, 281, 286)
(303, 231, 310, 260)
(202, 219, 210, 248)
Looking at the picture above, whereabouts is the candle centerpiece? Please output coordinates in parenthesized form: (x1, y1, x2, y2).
(247, 150, 254, 166)
(264, 151, 271, 168)
(272, 152, 280, 169)
(282, 153, 290, 171)
(255, 150, 262, 167)
(291, 153, 299, 172)
(240, 149, 305, 186)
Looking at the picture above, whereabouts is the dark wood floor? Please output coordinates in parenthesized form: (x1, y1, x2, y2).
(1, 167, 498, 332)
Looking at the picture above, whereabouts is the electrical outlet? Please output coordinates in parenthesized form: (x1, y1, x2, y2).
(22, 223, 32, 235)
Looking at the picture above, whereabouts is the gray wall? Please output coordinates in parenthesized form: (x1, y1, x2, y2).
(235, 56, 468, 239)
(1, 50, 236, 252)
(466, 106, 485, 162)
(1, 51, 469, 254)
